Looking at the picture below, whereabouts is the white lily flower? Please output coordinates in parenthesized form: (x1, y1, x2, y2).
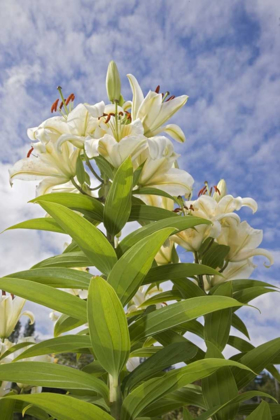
(9, 140, 80, 196)
(137, 137, 194, 196)
(172, 193, 256, 252)
(213, 179, 227, 202)
(0, 295, 34, 339)
(217, 220, 273, 267)
(127, 285, 163, 314)
(85, 119, 147, 169)
(204, 258, 257, 291)
(127, 74, 188, 142)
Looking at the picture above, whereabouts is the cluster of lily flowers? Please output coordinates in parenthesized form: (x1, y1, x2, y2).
(2, 62, 273, 392)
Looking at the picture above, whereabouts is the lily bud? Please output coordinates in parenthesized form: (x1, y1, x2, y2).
(0, 295, 34, 339)
(106, 61, 121, 103)
(214, 179, 227, 201)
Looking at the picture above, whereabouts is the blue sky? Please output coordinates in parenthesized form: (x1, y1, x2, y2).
(0, 0, 279, 349)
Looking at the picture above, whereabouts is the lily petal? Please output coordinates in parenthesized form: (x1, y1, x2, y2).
(127, 74, 144, 120)
(84, 101, 105, 118)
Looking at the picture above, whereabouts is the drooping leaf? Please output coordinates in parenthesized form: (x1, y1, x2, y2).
(133, 187, 179, 204)
(54, 314, 85, 337)
(128, 204, 178, 222)
(0, 278, 87, 321)
(88, 277, 130, 377)
(32, 251, 91, 269)
(243, 400, 272, 420)
(104, 157, 133, 235)
(0, 341, 34, 361)
(34, 201, 117, 275)
(231, 313, 250, 339)
(5, 394, 114, 420)
(5, 217, 64, 234)
(0, 363, 108, 398)
(108, 228, 176, 306)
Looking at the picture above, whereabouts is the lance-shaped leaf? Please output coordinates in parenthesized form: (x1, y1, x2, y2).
(54, 314, 85, 337)
(5, 217, 64, 233)
(0, 399, 16, 420)
(202, 342, 239, 420)
(0, 278, 87, 321)
(238, 403, 280, 418)
(133, 187, 180, 203)
(32, 251, 91, 269)
(129, 296, 244, 344)
(32, 192, 104, 221)
(108, 227, 176, 305)
(118, 215, 209, 254)
(232, 337, 280, 389)
(231, 313, 250, 339)
(5, 394, 114, 420)
(128, 204, 178, 222)
(88, 277, 130, 377)
(121, 358, 253, 420)
(0, 362, 108, 399)
(14, 335, 92, 361)
(104, 157, 133, 235)
(5, 267, 91, 289)
(244, 400, 272, 420)
(142, 263, 221, 286)
(123, 342, 197, 392)
(35, 201, 117, 275)
(204, 281, 233, 351)
(0, 341, 34, 361)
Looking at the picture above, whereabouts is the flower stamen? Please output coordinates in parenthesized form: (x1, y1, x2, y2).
(27, 146, 34, 158)
(51, 99, 59, 113)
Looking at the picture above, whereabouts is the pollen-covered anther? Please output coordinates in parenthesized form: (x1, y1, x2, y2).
(166, 95, 176, 102)
(27, 146, 34, 158)
(125, 111, 131, 120)
(189, 204, 195, 211)
(213, 186, 221, 195)
(155, 85, 160, 93)
(2, 290, 6, 296)
(198, 186, 207, 197)
(59, 101, 64, 110)
(51, 99, 59, 113)
(65, 93, 75, 106)
(173, 208, 181, 213)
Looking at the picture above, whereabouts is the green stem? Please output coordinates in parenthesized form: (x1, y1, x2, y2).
(71, 178, 89, 196)
(84, 153, 104, 183)
(57, 86, 68, 114)
(115, 100, 119, 141)
(194, 252, 205, 292)
(109, 375, 122, 420)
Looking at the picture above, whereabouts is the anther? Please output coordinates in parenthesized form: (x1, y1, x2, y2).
(198, 186, 207, 197)
(155, 85, 160, 93)
(51, 99, 59, 113)
(213, 186, 221, 195)
(119, 112, 124, 116)
(2, 290, 6, 296)
(65, 93, 75, 106)
(27, 146, 34, 158)
(59, 101, 64, 110)
(166, 95, 176, 102)
(173, 208, 181, 213)
(190, 204, 195, 211)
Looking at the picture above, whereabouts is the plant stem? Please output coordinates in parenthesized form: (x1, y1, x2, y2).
(71, 178, 88, 195)
(109, 375, 122, 420)
(194, 251, 205, 292)
(84, 153, 104, 183)
(115, 101, 119, 141)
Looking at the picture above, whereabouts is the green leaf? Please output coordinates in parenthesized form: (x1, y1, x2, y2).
(5, 217, 64, 233)
(5, 267, 91, 289)
(129, 296, 244, 344)
(244, 400, 272, 420)
(202, 342, 238, 420)
(238, 403, 280, 418)
(233, 286, 277, 304)
(108, 228, 176, 306)
(232, 337, 280, 389)
(94, 155, 115, 180)
(121, 358, 253, 420)
(0, 363, 108, 398)
(231, 313, 250, 339)
(183, 408, 193, 420)
(133, 187, 179, 203)
(32, 251, 91, 269)
(35, 201, 117, 275)
(104, 157, 133, 235)
(228, 335, 254, 353)
(128, 204, 178, 222)
(32, 192, 104, 222)
(172, 277, 205, 298)
(0, 278, 87, 321)
(204, 281, 233, 351)
(201, 242, 230, 269)
(5, 394, 114, 420)
(142, 263, 221, 286)
(118, 215, 209, 255)
(139, 290, 182, 307)
(123, 342, 197, 392)
(14, 335, 92, 361)
(76, 154, 86, 184)
(88, 277, 130, 377)
(0, 341, 34, 361)
(0, 399, 16, 420)
(54, 314, 85, 337)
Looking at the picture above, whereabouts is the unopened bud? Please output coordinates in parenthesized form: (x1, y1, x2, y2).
(106, 61, 121, 103)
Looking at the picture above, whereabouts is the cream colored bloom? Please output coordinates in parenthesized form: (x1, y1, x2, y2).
(137, 137, 194, 196)
(127, 285, 163, 313)
(0, 295, 34, 339)
(85, 119, 147, 169)
(127, 74, 188, 141)
(9, 140, 80, 196)
(217, 220, 273, 267)
(173, 193, 257, 252)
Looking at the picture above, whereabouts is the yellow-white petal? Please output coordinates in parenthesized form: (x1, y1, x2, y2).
(127, 74, 144, 120)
